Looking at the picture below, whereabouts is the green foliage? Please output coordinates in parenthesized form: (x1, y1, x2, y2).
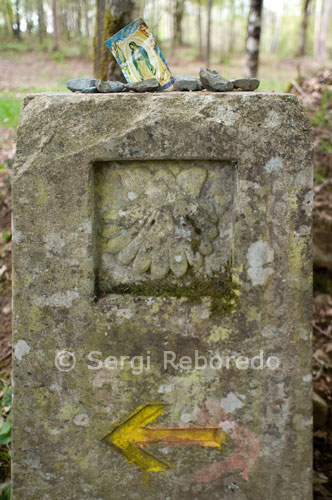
(311, 89, 332, 128)
(0, 423, 11, 446)
(51, 51, 65, 62)
(0, 38, 32, 52)
(2, 231, 11, 243)
(0, 94, 22, 128)
(320, 139, 332, 152)
(0, 483, 10, 500)
(314, 270, 332, 295)
(314, 164, 328, 184)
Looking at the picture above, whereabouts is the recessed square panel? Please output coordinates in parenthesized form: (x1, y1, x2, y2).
(95, 160, 237, 296)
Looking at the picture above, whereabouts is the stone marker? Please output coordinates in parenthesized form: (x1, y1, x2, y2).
(13, 92, 312, 500)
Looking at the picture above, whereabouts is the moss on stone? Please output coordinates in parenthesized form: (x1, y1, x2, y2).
(98, 9, 114, 81)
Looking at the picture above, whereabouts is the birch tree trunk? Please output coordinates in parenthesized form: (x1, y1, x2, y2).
(297, 0, 311, 57)
(244, 0, 263, 78)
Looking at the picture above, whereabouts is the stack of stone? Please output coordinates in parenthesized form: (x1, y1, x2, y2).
(66, 67, 260, 94)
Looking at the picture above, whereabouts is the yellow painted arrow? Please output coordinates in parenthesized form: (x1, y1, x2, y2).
(103, 403, 227, 472)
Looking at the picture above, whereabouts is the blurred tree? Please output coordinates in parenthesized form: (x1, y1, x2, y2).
(244, 0, 263, 77)
(0, 0, 14, 36)
(227, 0, 235, 56)
(52, 0, 60, 50)
(77, 1, 82, 36)
(95, 0, 106, 76)
(314, 0, 323, 59)
(13, 0, 21, 39)
(172, 0, 185, 47)
(270, 0, 284, 53)
(314, 0, 332, 61)
(206, 0, 213, 66)
(23, 0, 34, 34)
(196, 0, 203, 59)
(37, 0, 46, 43)
(82, 0, 90, 38)
(297, 0, 311, 56)
(94, 0, 137, 81)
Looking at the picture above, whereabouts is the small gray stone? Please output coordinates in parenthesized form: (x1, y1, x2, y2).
(199, 67, 233, 92)
(125, 78, 160, 92)
(80, 86, 98, 94)
(173, 75, 203, 91)
(231, 78, 260, 91)
(66, 78, 96, 92)
(95, 80, 127, 93)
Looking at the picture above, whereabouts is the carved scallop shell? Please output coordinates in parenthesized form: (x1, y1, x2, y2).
(101, 167, 219, 279)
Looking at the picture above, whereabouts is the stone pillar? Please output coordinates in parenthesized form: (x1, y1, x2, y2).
(12, 92, 313, 500)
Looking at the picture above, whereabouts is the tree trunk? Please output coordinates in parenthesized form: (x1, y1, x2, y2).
(94, 0, 137, 81)
(94, 0, 106, 77)
(206, 0, 213, 67)
(172, 0, 185, 48)
(197, 0, 203, 59)
(244, 0, 263, 78)
(227, 0, 235, 56)
(5, 0, 14, 37)
(52, 0, 60, 51)
(13, 0, 21, 40)
(314, 0, 323, 59)
(26, 18, 33, 34)
(316, 0, 332, 61)
(270, 1, 284, 53)
(77, 3, 82, 37)
(37, 0, 46, 44)
(83, 0, 90, 38)
(297, 0, 311, 56)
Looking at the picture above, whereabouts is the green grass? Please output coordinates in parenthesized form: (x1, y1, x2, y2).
(0, 95, 22, 128)
(0, 38, 33, 53)
(314, 164, 328, 184)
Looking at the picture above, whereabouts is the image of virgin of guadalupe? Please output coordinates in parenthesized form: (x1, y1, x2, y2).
(129, 41, 156, 81)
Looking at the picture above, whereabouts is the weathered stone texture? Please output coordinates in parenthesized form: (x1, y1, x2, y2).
(13, 92, 312, 500)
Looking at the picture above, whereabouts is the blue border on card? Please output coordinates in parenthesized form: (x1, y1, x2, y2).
(105, 18, 142, 48)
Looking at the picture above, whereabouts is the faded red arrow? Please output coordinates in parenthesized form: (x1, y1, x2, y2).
(193, 399, 260, 482)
